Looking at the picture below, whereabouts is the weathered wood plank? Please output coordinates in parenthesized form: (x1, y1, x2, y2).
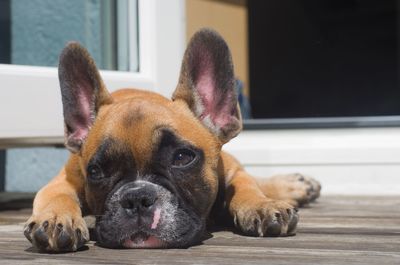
(0, 196, 399, 265)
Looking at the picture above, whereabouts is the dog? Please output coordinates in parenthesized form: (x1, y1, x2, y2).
(24, 28, 321, 252)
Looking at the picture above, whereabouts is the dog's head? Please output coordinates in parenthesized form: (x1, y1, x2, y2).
(58, 29, 242, 248)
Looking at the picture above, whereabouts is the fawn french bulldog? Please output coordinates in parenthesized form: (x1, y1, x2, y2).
(24, 29, 320, 252)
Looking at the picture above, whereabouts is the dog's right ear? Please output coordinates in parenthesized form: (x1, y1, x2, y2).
(58, 42, 112, 153)
(172, 29, 242, 144)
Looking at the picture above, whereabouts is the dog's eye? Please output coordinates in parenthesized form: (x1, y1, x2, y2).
(87, 164, 103, 181)
(172, 149, 196, 167)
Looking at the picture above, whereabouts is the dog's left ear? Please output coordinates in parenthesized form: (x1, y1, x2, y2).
(172, 29, 242, 144)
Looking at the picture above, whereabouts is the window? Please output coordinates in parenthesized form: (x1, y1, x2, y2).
(0, 0, 185, 140)
(0, 0, 138, 71)
(247, 0, 400, 128)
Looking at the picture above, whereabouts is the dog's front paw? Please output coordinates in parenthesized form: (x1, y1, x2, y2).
(285, 173, 321, 203)
(24, 211, 89, 252)
(233, 199, 299, 237)
(261, 173, 321, 207)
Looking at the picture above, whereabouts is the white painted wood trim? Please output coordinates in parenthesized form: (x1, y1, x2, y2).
(224, 128, 400, 195)
(224, 128, 400, 165)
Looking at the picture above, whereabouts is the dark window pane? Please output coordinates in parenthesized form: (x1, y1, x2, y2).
(249, 0, 399, 119)
(0, 0, 10, 64)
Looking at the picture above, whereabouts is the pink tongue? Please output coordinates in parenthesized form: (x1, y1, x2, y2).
(122, 208, 163, 248)
(123, 235, 163, 248)
(151, 208, 161, 229)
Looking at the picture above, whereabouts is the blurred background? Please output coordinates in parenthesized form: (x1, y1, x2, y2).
(0, 0, 399, 196)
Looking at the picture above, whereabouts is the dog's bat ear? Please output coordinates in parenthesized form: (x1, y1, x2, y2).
(172, 28, 242, 144)
(58, 42, 112, 153)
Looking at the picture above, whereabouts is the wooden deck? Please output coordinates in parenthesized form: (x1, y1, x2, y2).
(0, 195, 399, 265)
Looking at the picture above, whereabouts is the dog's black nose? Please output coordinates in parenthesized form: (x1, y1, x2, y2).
(120, 184, 158, 216)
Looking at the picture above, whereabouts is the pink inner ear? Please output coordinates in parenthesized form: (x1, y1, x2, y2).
(68, 83, 93, 143)
(212, 101, 235, 128)
(196, 56, 233, 129)
(77, 84, 92, 126)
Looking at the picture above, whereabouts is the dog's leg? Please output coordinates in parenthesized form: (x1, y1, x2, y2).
(24, 42, 111, 252)
(24, 160, 88, 252)
(222, 152, 298, 236)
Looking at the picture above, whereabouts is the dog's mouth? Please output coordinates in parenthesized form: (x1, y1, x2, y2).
(122, 232, 165, 248)
(96, 181, 205, 249)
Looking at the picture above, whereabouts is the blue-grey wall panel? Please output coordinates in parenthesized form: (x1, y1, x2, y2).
(6, 148, 69, 192)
